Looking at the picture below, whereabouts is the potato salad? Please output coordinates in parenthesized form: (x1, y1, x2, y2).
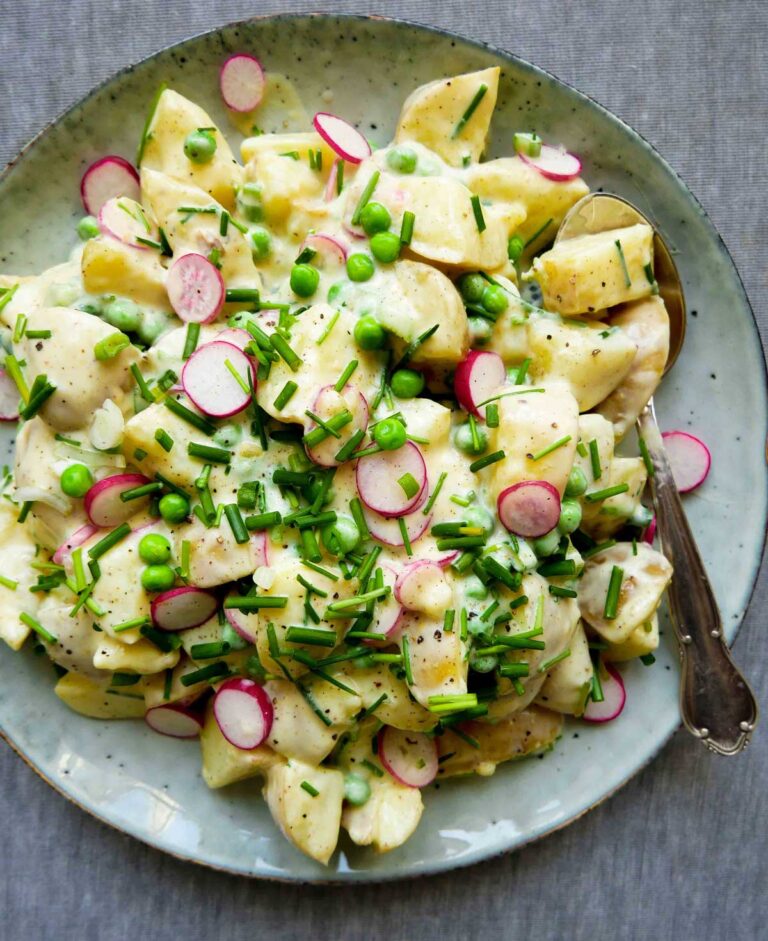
(0, 58, 674, 865)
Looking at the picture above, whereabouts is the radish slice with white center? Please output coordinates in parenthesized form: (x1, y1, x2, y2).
(84, 473, 152, 527)
(219, 53, 265, 112)
(356, 442, 427, 518)
(213, 677, 273, 750)
(395, 560, 452, 616)
(151, 587, 218, 631)
(0, 369, 19, 421)
(378, 727, 438, 788)
(166, 253, 225, 324)
(324, 159, 341, 202)
(643, 514, 657, 545)
(53, 523, 100, 565)
(145, 704, 203, 739)
(454, 350, 506, 419)
(80, 155, 140, 215)
(182, 340, 255, 418)
(363, 503, 431, 549)
(519, 145, 582, 182)
(661, 430, 711, 493)
(98, 196, 157, 249)
(305, 385, 369, 467)
(583, 663, 626, 723)
(497, 480, 561, 538)
(313, 112, 371, 164)
(224, 603, 258, 644)
(364, 564, 403, 643)
(300, 233, 348, 267)
(215, 327, 251, 351)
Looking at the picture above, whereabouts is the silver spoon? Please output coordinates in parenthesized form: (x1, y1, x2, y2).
(556, 193, 758, 756)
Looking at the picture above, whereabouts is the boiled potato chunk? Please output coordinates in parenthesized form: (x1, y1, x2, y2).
(604, 613, 660, 661)
(528, 223, 654, 315)
(535, 621, 593, 715)
(122, 397, 206, 487)
(243, 146, 325, 231)
(178, 515, 263, 589)
(395, 68, 499, 166)
(240, 131, 334, 167)
(86, 528, 151, 641)
(92, 634, 179, 674)
(199, 703, 277, 789)
(580, 456, 648, 540)
(54, 672, 145, 719)
(574, 412, 615, 494)
(344, 663, 436, 732)
(342, 777, 424, 853)
(399, 613, 467, 708)
(82, 237, 169, 309)
(0, 501, 43, 650)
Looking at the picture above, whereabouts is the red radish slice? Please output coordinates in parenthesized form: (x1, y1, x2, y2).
(0, 369, 19, 421)
(583, 663, 626, 723)
(213, 677, 273, 750)
(643, 514, 657, 545)
(661, 430, 711, 493)
(145, 704, 203, 738)
(84, 473, 152, 527)
(98, 196, 157, 249)
(301, 233, 348, 266)
(219, 53, 265, 112)
(497, 480, 561, 538)
(378, 726, 438, 788)
(356, 442, 427, 518)
(166, 253, 225, 324)
(53, 523, 100, 565)
(151, 587, 218, 631)
(215, 327, 251, 351)
(182, 340, 255, 418)
(324, 159, 341, 202)
(80, 155, 140, 215)
(306, 385, 369, 467)
(519, 145, 582, 182)
(363, 503, 431, 549)
(250, 530, 268, 569)
(224, 603, 258, 644)
(395, 560, 450, 612)
(313, 112, 371, 164)
(454, 350, 506, 419)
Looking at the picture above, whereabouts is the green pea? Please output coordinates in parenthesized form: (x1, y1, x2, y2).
(321, 514, 361, 557)
(344, 772, 371, 807)
(327, 281, 345, 304)
(141, 564, 176, 592)
(373, 417, 407, 451)
(531, 529, 561, 558)
(158, 492, 190, 524)
(468, 316, 492, 346)
(237, 182, 264, 223)
(464, 576, 488, 601)
(60, 463, 93, 498)
(77, 215, 100, 241)
(507, 235, 525, 262)
(470, 653, 498, 674)
(290, 263, 320, 298)
(136, 309, 169, 346)
(454, 422, 488, 456)
(213, 423, 242, 448)
(386, 147, 417, 174)
(183, 129, 217, 164)
(481, 284, 509, 315)
(459, 273, 486, 304)
(304, 477, 335, 508)
(346, 253, 375, 283)
(370, 231, 401, 264)
(360, 201, 391, 236)
(248, 226, 272, 261)
(558, 500, 582, 535)
(138, 533, 172, 565)
(353, 315, 386, 351)
(463, 505, 495, 536)
(102, 297, 142, 333)
(390, 368, 424, 399)
(564, 466, 588, 498)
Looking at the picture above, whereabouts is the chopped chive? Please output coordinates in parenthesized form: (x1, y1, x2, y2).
(523, 217, 553, 249)
(0, 574, 18, 591)
(302, 559, 340, 582)
(224, 595, 288, 611)
(475, 387, 545, 408)
(25, 330, 52, 339)
(180, 661, 230, 687)
(355, 545, 382, 588)
(268, 333, 301, 371)
(460, 608, 469, 642)
(272, 468, 311, 487)
(224, 358, 252, 396)
(498, 662, 530, 679)
(4, 354, 28, 403)
(300, 780, 319, 797)
(336, 159, 345, 195)
(576, 440, 588, 458)
(88, 522, 131, 560)
(585, 483, 630, 503)
(295, 511, 337, 530)
(393, 323, 439, 372)
(470, 449, 505, 473)
(299, 528, 322, 563)
(537, 559, 576, 578)
(154, 428, 174, 453)
(326, 586, 390, 612)
(480, 600, 499, 622)
(530, 435, 571, 462)
(303, 409, 353, 448)
(180, 539, 190, 580)
(358, 692, 388, 721)
(109, 672, 142, 688)
(12, 313, 27, 343)
(224, 504, 249, 544)
(139, 624, 181, 653)
(16, 501, 32, 523)
(589, 439, 602, 480)
(305, 409, 344, 440)
(638, 435, 655, 478)
(401, 635, 413, 685)
(190, 641, 231, 660)
(334, 428, 366, 463)
(136, 236, 162, 250)
(400, 210, 415, 245)
(422, 471, 447, 515)
(187, 442, 231, 464)
(514, 358, 532, 386)
(244, 511, 282, 531)
(398, 472, 420, 500)
(164, 397, 216, 435)
(349, 497, 369, 540)
(19, 377, 56, 420)
(549, 585, 578, 598)
(398, 517, 413, 557)
(316, 310, 340, 346)
(436, 535, 486, 551)
(582, 539, 617, 559)
(538, 648, 571, 673)
(470, 195, 486, 233)
(486, 403, 499, 428)
(483, 557, 522, 591)
(310, 468, 335, 514)
(0, 284, 19, 314)
(296, 574, 328, 598)
(130, 363, 154, 402)
(508, 595, 529, 612)
(452, 83, 488, 138)
(334, 358, 358, 392)
(428, 693, 478, 714)
(603, 566, 624, 620)
(20, 612, 56, 644)
(285, 626, 337, 648)
(443, 609, 455, 633)
(94, 332, 130, 361)
(350, 171, 380, 226)
(71, 547, 87, 592)
(615, 239, 632, 288)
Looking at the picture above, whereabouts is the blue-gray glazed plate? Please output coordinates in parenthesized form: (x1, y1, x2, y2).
(0, 13, 765, 882)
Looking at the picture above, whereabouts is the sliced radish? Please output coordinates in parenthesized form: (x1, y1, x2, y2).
(497, 480, 561, 538)
(53, 523, 101, 566)
(80, 155, 140, 215)
(661, 430, 711, 493)
(181, 340, 255, 418)
(215, 327, 251, 351)
(219, 53, 265, 112)
(395, 560, 451, 614)
(213, 677, 273, 750)
(313, 112, 371, 164)
(84, 473, 152, 527)
(324, 159, 341, 202)
(224, 603, 258, 645)
(378, 726, 438, 788)
(300, 233, 348, 267)
(151, 586, 218, 631)
(356, 442, 427, 518)
(364, 564, 403, 643)
(454, 350, 506, 419)
(145, 704, 203, 738)
(363, 503, 431, 549)
(305, 385, 369, 467)
(583, 663, 626, 723)
(519, 145, 582, 182)
(98, 196, 157, 249)
(0, 368, 19, 421)
(250, 530, 268, 569)
(166, 253, 225, 324)
(643, 514, 657, 545)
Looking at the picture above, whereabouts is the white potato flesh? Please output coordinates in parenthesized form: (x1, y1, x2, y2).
(81, 237, 169, 309)
(399, 612, 467, 708)
(578, 542, 672, 643)
(535, 621, 593, 715)
(177, 515, 262, 588)
(36, 591, 101, 678)
(199, 702, 278, 789)
(395, 68, 500, 167)
(240, 131, 335, 167)
(581, 456, 648, 540)
(574, 412, 615, 494)
(263, 758, 344, 865)
(344, 664, 436, 732)
(87, 527, 151, 641)
(528, 223, 654, 315)
(122, 398, 207, 487)
(143, 658, 209, 709)
(0, 263, 80, 328)
(13, 417, 72, 516)
(604, 613, 660, 662)
(54, 671, 146, 719)
(0, 501, 42, 650)
(596, 295, 670, 439)
(92, 634, 179, 674)
(243, 146, 325, 231)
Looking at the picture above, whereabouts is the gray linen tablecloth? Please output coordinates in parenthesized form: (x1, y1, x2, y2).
(1, 2, 766, 938)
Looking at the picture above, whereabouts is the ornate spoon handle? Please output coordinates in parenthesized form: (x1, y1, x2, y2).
(638, 402, 759, 755)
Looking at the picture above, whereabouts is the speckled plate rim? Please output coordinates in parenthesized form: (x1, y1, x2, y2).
(0, 12, 766, 885)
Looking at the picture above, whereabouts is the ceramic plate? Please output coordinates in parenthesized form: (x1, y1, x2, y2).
(0, 14, 765, 882)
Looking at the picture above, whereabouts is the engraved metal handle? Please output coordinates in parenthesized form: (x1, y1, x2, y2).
(638, 401, 759, 755)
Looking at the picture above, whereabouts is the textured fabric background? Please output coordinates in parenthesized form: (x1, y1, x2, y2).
(1, 2, 766, 939)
